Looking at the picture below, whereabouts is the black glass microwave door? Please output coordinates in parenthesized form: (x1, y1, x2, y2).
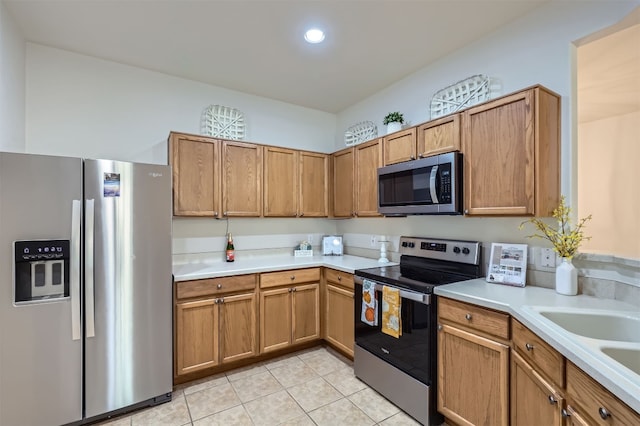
(379, 167, 433, 206)
(355, 286, 432, 383)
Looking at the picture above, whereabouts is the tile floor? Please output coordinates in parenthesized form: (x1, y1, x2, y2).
(97, 346, 421, 426)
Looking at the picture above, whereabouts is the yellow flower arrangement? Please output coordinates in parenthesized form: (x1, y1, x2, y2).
(519, 196, 592, 260)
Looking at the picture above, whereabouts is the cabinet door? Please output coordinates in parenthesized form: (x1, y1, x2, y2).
(299, 151, 329, 217)
(325, 283, 354, 356)
(563, 405, 591, 426)
(260, 287, 292, 353)
(511, 350, 563, 426)
(169, 133, 220, 217)
(219, 292, 257, 364)
(416, 114, 461, 158)
(222, 141, 263, 217)
(463, 90, 535, 215)
(175, 299, 218, 376)
(383, 128, 416, 165)
(332, 148, 354, 218)
(438, 323, 509, 426)
(354, 139, 382, 217)
(292, 283, 320, 344)
(264, 146, 297, 217)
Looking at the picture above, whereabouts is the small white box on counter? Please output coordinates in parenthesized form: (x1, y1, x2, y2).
(294, 250, 313, 257)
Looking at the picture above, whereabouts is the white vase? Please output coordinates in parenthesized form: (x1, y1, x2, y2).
(386, 122, 402, 134)
(555, 257, 578, 295)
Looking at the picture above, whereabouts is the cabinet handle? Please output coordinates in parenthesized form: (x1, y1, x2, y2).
(223, 212, 228, 216)
(337, 276, 342, 281)
(418, 154, 424, 159)
(438, 324, 443, 331)
(465, 313, 472, 321)
(464, 209, 469, 214)
(213, 211, 218, 217)
(561, 409, 569, 418)
(292, 287, 297, 292)
(217, 284, 222, 289)
(219, 297, 224, 304)
(354, 212, 358, 217)
(525, 343, 534, 351)
(299, 212, 304, 217)
(598, 407, 611, 420)
(290, 275, 295, 280)
(548, 395, 557, 405)
(410, 155, 415, 160)
(214, 298, 219, 304)
(288, 288, 293, 293)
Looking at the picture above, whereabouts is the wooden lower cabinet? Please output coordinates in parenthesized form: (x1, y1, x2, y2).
(219, 292, 257, 364)
(511, 350, 564, 426)
(437, 323, 509, 426)
(324, 269, 354, 357)
(259, 280, 320, 354)
(175, 298, 218, 376)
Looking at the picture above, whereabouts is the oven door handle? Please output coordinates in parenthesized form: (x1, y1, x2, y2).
(356, 277, 430, 304)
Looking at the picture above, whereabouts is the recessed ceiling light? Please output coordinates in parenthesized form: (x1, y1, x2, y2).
(304, 28, 325, 44)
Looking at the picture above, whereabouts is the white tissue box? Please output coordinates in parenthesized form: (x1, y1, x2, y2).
(294, 249, 313, 257)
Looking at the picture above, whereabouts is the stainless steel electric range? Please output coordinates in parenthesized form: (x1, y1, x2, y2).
(354, 236, 483, 425)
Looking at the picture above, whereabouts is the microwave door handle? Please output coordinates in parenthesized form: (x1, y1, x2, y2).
(429, 166, 439, 204)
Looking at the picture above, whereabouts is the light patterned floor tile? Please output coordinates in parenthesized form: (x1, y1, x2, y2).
(230, 370, 283, 402)
(182, 373, 229, 396)
(301, 351, 350, 376)
(226, 362, 268, 382)
(322, 366, 367, 396)
(244, 390, 305, 426)
(277, 413, 316, 425)
(308, 398, 375, 426)
(286, 377, 342, 412)
(185, 382, 241, 421)
(264, 353, 305, 371)
(348, 388, 400, 423)
(379, 410, 422, 425)
(296, 346, 328, 360)
(270, 360, 321, 388)
(95, 415, 132, 426)
(192, 404, 253, 426)
(131, 394, 191, 426)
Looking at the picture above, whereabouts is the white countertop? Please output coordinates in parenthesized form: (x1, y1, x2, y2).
(435, 279, 640, 413)
(173, 254, 395, 282)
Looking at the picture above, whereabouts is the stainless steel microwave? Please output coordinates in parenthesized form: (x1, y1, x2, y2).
(377, 152, 462, 215)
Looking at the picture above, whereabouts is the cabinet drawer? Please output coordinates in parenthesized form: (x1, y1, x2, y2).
(567, 361, 640, 426)
(176, 274, 257, 300)
(438, 297, 509, 340)
(324, 268, 354, 290)
(512, 318, 564, 387)
(260, 268, 320, 289)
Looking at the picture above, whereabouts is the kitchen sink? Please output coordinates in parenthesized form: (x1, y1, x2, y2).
(601, 347, 640, 375)
(535, 309, 640, 343)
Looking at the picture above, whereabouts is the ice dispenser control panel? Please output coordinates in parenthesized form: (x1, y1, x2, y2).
(14, 240, 70, 303)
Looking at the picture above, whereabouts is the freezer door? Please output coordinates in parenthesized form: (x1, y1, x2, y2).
(0, 152, 83, 426)
(83, 159, 172, 418)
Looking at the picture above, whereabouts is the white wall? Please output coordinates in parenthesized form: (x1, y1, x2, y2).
(0, 1, 25, 152)
(25, 44, 337, 164)
(335, 1, 639, 251)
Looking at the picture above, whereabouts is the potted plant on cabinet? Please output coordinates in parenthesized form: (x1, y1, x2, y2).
(383, 112, 404, 134)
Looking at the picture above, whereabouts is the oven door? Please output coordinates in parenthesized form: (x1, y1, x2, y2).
(354, 280, 437, 384)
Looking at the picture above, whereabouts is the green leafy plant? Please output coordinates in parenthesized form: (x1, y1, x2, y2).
(383, 112, 404, 125)
(519, 196, 592, 259)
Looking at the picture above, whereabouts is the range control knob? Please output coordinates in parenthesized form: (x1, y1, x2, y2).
(401, 242, 408, 247)
(453, 246, 461, 254)
(408, 242, 415, 248)
(462, 247, 470, 255)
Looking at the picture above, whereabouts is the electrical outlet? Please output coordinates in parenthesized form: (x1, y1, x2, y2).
(307, 234, 314, 244)
(370, 235, 378, 247)
(540, 248, 556, 268)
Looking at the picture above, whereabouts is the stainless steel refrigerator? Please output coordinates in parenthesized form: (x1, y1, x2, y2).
(0, 152, 173, 425)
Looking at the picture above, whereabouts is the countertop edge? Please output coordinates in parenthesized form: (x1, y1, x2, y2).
(435, 279, 640, 414)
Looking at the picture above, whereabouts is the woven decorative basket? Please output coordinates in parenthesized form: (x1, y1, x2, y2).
(344, 121, 378, 146)
(430, 75, 492, 119)
(201, 105, 246, 140)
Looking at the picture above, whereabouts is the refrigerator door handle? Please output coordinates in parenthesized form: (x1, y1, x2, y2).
(85, 199, 96, 338)
(71, 200, 82, 341)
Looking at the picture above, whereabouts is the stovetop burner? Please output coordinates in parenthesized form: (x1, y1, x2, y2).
(354, 236, 483, 293)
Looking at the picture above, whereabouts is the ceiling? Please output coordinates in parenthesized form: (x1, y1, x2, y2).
(4, 0, 551, 113)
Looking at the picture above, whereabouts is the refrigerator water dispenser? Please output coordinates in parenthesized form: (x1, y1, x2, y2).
(14, 239, 70, 303)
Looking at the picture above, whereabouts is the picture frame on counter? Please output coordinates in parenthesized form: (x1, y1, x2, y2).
(487, 242, 527, 287)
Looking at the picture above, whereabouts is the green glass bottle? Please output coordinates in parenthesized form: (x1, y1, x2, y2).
(225, 233, 235, 262)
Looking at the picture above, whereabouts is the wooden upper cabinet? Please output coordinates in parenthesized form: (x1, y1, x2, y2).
(354, 138, 383, 217)
(417, 114, 461, 158)
(332, 148, 354, 218)
(169, 132, 220, 217)
(222, 141, 263, 217)
(463, 86, 560, 216)
(299, 151, 329, 217)
(264, 146, 298, 217)
(383, 128, 417, 165)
